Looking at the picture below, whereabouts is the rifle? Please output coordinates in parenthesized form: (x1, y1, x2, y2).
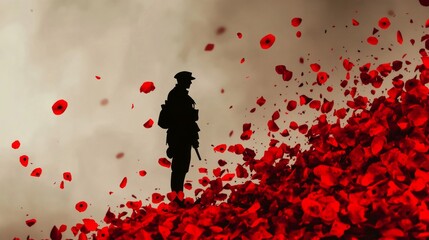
(194, 147, 202, 161)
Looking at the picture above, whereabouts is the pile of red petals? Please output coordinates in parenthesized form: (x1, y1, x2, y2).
(49, 58, 429, 240)
(23, 16, 429, 240)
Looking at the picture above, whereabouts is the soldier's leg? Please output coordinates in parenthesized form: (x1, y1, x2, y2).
(170, 143, 192, 193)
(171, 170, 186, 193)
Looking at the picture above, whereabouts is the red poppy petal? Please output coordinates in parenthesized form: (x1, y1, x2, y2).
(143, 118, 154, 128)
(397, 31, 403, 44)
(378, 17, 391, 29)
(138, 170, 147, 177)
(256, 96, 266, 106)
(119, 177, 127, 188)
(75, 201, 88, 212)
(317, 72, 329, 85)
(214, 144, 227, 153)
(151, 193, 165, 204)
(63, 172, 72, 181)
(139, 81, 155, 94)
(367, 36, 378, 45)
(12, 140, 21, 149)
(310, 63, 321, 72)
(52, 99, 68, 115)
(30, 168, 42, 177)
(287, 100, 297, 111)
(82, 218, 98, 232)
(419, 0, 429, 6)
(260, 34, 276, 49)
(26, 218, 37, 227)
(291, 17, 302, 27)
(158, 158, 171, 168)
(204, 43, 215, 51)
(126, 200, 142, 211)
(19, 155, 29, 167)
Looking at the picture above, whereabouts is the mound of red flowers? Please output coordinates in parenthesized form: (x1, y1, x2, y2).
(45, 54, 429, 240)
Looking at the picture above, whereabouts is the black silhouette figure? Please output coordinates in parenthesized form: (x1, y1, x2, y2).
(158, 71, 200, 201)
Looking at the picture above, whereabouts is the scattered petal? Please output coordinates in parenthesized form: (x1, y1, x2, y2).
(52, 99, 68, 115)
(378, 17, 391, 29)
(367, 36, 378, 45)
(152, 193, 165, 204)
(19, 155, 29, 167)
(256, 96, 266, 106)
(75, 201, 88, 212)
(63, 172, 72, 182)
(260, 34, 276, 49)
(140, 82, 155, 94)
(310, 63, 321, 72)
(143, 119, 154, 128)
(26, 218, 36, 227)
(214, 144, 227, 153)
(30, 168, 42, 177)
(205, 43, 215, 51)
(119, 177, 127, 188)
(291, 17, 302, 27)
(158, 158, 171, 168)
(12, 140, 20, 149)
(139, 170, 147, 177)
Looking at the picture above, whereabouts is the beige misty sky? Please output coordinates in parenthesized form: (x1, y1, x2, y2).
(0, 0, 428, 239)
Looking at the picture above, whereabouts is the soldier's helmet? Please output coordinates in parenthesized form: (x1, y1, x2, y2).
(174, 71, 196, 81)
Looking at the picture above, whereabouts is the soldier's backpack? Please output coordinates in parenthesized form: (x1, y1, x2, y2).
(158, 101, 170, 129)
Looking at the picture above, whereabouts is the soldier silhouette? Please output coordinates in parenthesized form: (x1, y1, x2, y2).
(158, 71, 200, 205)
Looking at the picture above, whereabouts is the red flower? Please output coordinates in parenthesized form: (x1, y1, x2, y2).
(256, 96, 266, 106)
(260, 34, 276, 49)
(52, 99, 68, 115)
(214, 144, 227, 153)
(205, 43, 215, 51)
(139, 170, 147, 177)
(316, 71, 329, 85)
(30, 168, 42, 177)
(12, 140, 21, 149)
(143, 118, 154, 128)
(291, 17, 302, 27)
(19, 155, 29, 167)
(75, 201, 88, 212)
(397, 30, 403, 44)
(367, 36, 378, 45)
(287, 100, 297, 111)
(26, 218, 36, 227)
(63, 172, 72, 181)
(378, 17, 391, 29)
(347, 202, 367, 224)
(139, 81, 155, 94)
(82, 218, 98, 232)
(158, 158, 171, 168)
(126, 200, 142, 211)
(151, 193, 165, 204)
(343, 59, 354, 71)
(198, 176, 210, 187)
(310, 63, 321, 72)
(119, 177, 127, 188)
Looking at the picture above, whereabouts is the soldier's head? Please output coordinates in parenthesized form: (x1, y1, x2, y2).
(174, 71, 195, 89)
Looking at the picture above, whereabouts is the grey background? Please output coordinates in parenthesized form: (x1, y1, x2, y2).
(0, 0, 427, 238)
